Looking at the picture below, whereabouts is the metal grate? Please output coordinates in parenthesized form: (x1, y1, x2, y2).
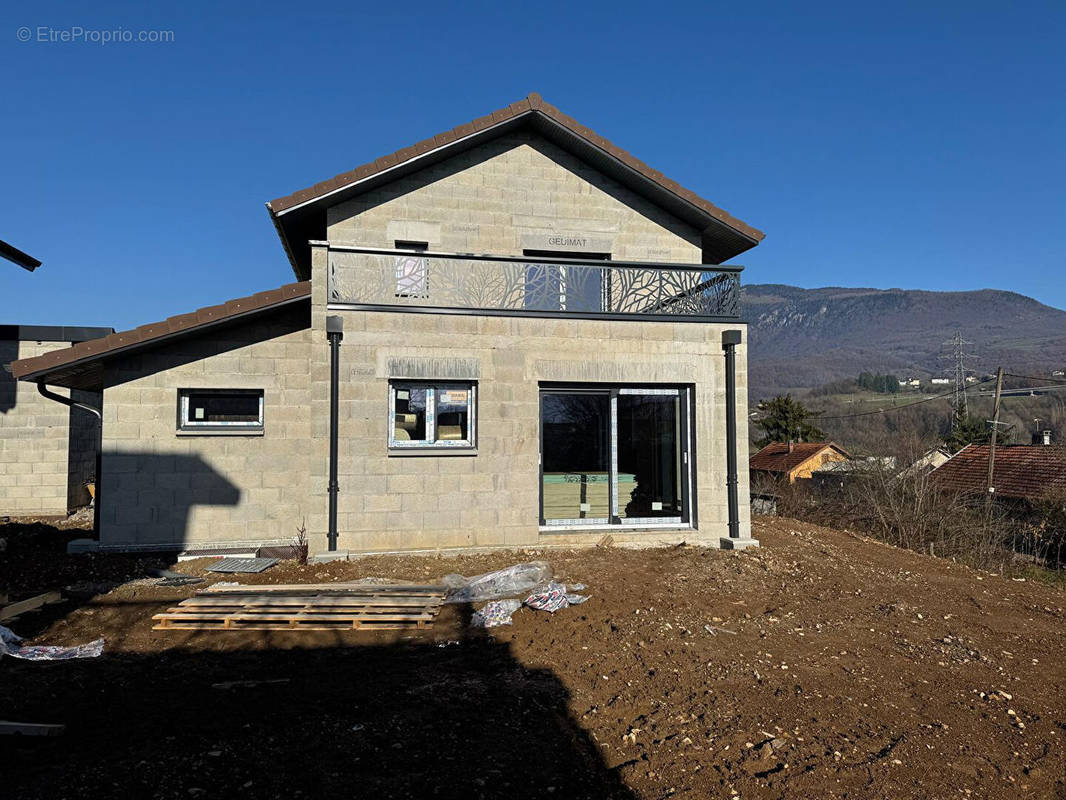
(206, 557, 280, 574)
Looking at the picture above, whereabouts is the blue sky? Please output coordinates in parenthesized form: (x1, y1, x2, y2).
(2, 1, 1064, 329)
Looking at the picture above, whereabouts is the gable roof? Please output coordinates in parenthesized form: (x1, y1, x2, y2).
(749, 441, 850, 475)
(267, 93, 765, 279)
(10, 281, 310, 390)
(931, 444, 1066, 501)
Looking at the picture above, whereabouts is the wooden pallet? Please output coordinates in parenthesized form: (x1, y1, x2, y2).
(152, 586, 445, 631)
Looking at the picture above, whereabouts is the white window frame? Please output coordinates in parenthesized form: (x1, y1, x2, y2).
(388, 381, 476, 450)
(178, 389, 264, 433)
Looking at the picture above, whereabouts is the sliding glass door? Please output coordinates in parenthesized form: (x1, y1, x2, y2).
(540, 387, 691, 527)
(540, 392, 611, 524)
(616, 390, 683, 521)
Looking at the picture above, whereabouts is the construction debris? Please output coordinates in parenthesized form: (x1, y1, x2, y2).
(0, 625, 104, 661)
(442, 561, 552, 603)
(471, 599, 523, 627)
(153, 585, 446, 631)
(0, 590, 64, 622)
(524, 582, 589, 613)
(0, 721, 65, 737)
(205, 557, 279, 574)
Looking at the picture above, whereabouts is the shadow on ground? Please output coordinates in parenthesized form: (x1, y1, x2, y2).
(0, 605, 636, 800)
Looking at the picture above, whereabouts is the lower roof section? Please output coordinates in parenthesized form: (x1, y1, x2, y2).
(10, 281, 311, 390)
(0, 324, 114, 343)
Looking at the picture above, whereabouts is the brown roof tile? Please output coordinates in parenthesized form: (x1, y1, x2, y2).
(749, 442, 849, 475)
(266, 93, 765, 245)
(932, 445, 1066, 500)
(11, 281, 310, 384)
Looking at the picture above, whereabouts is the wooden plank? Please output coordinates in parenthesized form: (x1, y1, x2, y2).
(150, 614, 432, 627)
(0, 721, 65, 737)
(153, 622, 419, 631)
(0, 591, 63, 622)
(179, 595, 441, 608)
(154, 605, 441, 618)
(204, 583, 445, 594)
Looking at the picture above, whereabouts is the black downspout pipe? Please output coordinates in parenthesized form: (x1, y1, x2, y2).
(36, 383, 103, 538)
(722, 330, 742, 540)
(326, 316, 343, 551)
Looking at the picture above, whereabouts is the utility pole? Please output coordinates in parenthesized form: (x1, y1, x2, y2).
(985, 367, 1004, 507)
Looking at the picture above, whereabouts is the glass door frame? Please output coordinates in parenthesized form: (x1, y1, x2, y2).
(538, 384, 694, 529)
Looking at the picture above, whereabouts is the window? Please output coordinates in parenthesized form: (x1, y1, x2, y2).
(178, 389, 264, 433)
(394, 241, 429, 298)
(540, 386, 691, 527)
(390, 382, 476, 449)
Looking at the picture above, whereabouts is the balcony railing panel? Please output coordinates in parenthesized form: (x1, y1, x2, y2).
(327, 246, 741, 320)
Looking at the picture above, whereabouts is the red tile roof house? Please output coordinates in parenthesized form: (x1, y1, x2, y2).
(749, 442, 850, 484)
(931, 444, 1066, 503)
(11, 94, 765, 557)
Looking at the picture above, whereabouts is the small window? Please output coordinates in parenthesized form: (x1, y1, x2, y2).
(394, 241, 429, 298)
(179, 389, 264, 432)
(390, 382, 475, 449)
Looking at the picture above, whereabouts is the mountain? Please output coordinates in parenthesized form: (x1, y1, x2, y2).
(742, 284, 1066, 401)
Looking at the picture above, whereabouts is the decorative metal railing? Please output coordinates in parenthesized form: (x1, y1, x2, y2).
(327, 245, 742, 320)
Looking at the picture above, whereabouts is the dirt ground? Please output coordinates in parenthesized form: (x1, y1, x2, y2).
(1, 516, 1064, 799)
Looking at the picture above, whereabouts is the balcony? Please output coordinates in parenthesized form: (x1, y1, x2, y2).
(326, 245, 742, 321)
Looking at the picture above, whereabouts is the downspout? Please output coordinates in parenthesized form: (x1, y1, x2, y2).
(326, 315, 343, 551)
(37, 382, 101, 419)
(36, 383, 103, 539)
(720, 330, 758, 549)
(722, 331, 741, 540)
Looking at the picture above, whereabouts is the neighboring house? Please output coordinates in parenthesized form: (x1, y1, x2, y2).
(898, 446, 952, 478)
(1, 325, 114, 518)
(809, 455, 896, 493)
(11, 94, 764, 555)
(749, 441, 850, 484)
(931, 443, 1066, 502)
(930, 377, 951, 385)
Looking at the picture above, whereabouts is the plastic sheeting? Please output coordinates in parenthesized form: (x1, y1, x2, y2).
(470, 599, 523, 627)
(443, 561, 552, 604)
(0, 625, 104, 661)
(524, 582, 589, 613)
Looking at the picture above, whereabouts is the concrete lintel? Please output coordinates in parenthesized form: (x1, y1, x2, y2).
(719, 537, 760, 551)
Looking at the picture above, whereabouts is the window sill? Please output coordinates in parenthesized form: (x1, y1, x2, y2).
(176, 429, 265, 437)
(388, 447, 477, 457)
(539, 522, 690, 533)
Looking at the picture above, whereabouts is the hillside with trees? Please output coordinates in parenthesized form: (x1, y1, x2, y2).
(742, 284, 1066, 401)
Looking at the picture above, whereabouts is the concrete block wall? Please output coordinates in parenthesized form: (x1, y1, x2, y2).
(0, 339, 94, 517)
(315, 311, 749, 553)
(97, 304, 313, 550)
(327, 130, 703, 262)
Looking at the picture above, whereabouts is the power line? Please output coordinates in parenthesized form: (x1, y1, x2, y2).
(1003, 373, 1066, 385)
(807, 376, 998, 421)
